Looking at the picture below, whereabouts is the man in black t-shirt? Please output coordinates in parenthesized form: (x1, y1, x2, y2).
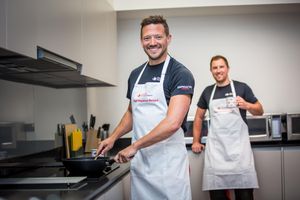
(197, 80, 258, 124)
(97, 15, 193, 200)
(192, 55, 264, 200)
(126, 56, 194, 132)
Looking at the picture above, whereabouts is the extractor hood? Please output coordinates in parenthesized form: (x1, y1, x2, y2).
(0, 46, 113, 88)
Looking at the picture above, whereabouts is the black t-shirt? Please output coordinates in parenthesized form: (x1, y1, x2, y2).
(197, 80, 258, 123)
(127, 57, 195, 131)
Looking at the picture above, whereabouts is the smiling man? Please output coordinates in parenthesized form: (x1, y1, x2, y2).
(192, 55, 264, 200)
(97, 16, 194, 200)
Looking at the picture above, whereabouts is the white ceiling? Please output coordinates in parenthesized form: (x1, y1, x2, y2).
(112, 0, 300, 11)
(117, 3, 300, 19)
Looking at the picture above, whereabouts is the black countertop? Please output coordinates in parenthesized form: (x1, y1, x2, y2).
(185, 137, 300, 148)
(1, 137, 299, 200)
(0, 140, 132, 200)
(0, 160, 130, 200)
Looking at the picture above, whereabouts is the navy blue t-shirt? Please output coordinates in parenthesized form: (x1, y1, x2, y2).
(127, 57, 195, 131)
(197, 80, 258, 123)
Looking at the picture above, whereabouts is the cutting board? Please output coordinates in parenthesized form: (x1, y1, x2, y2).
(63, 124, 77, 158)
(70, 129, 82, 151)
(85, 129, 99, 153)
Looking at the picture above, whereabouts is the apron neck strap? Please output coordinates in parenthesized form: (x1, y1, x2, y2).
(134, 55, 171, 85)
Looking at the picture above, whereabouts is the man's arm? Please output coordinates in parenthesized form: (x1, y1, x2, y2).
(115, 94, 192, 163)
(97, 103, 133, 155)
(192, 107, 206, 153)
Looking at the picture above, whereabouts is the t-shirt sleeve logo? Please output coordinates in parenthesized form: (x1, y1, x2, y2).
(177, 85, 193, 91)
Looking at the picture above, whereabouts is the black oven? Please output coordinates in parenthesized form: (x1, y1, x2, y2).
(287, 113, 300, 141)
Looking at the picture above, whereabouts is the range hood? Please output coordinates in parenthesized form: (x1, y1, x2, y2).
(0, 46, 113, 88)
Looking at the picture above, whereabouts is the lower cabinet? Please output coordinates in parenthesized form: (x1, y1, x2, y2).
(122, 173, 131, 200)
(252, 147, 283, 200)
(96, 173, 130, 200)
(99, 147, 300, 200)
(283, 146, 300, 200)
(95, 181, 123, 200)
(188, 150, 210, 200)
(188, 147, 286, 200)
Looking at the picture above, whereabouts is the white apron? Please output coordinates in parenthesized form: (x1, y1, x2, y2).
(130, 55, 192, 200)
(202, 81, 258, 190)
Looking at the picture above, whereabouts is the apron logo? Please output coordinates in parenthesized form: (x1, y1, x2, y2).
(225, 92, 233, 97)
(133, 99, 159, 103)
(214, 106, 234, 113)
(152, 76, 161, 81)
(134, 93, 159, 103)
(137, 92, 152, 97)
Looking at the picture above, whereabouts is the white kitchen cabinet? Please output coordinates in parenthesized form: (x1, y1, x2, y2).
(3, 0, 118, 85)
(188, 147, 284, 200)
(97, 173, 130, 200)
(81, 0, 117, 85)
(122, 173, 131, 200)
(283, 146, 300, 200)
(35, 0, 82, 62)
(6, 0, 37, 57)
(0, 0, 6, 47)
(102, 180, 124, 200)
(253, 147, 283, 200)
(188, 150, 210, 200)
(6, 0, 82, 61)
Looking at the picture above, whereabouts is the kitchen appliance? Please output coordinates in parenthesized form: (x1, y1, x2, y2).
(62, 157, 115, 177)
(287, 113, 300, 141)
(247, 114, 284, 142)
(0, 46, 111, 88)
(0, 159, 120, 191)
(184, 116, 209, 144)
(0, 177, 88, 190)
(0, 122, 25, 149)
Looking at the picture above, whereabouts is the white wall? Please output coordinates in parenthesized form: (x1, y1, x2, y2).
(89, 11, 300, 137)
(0, 80, 87, 140)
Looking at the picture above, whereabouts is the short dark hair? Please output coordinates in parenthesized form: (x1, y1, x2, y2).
(140, 15, 169, 38)
(210, 55, 229, 69)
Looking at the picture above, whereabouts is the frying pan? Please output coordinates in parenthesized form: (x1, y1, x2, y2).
(62, 157, 115, 176)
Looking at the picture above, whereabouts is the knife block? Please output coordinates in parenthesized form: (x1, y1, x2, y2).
(85, 129, 100, 153)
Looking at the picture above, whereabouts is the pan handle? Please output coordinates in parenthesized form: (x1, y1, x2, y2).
(104, 155, 134, 166)
(105, 158, 115, 166)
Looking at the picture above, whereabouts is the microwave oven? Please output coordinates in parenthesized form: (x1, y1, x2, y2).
(0, 122, 25, 149)
(184, 116, 209, 144)
(287, 113, 300, 141)
(247, 114, 283, 142)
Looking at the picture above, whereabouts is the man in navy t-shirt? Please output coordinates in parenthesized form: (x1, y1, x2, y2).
(97, 15, 194, 200)
(192, 55, 263, 200)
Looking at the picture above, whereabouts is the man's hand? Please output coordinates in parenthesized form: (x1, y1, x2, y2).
(114, 144, 137, 163)
(192, 141, 205, 153)
(96, 137, 115, 156)
(236, 96, 249, 110)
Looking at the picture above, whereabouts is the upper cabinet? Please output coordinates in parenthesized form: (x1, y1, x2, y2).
(6, 0, 37, 58)
(35, 0, 82, 63)
(1, 0, 117, 86)
(81, 0, 117, 85)
(0, 0, 6, 47)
